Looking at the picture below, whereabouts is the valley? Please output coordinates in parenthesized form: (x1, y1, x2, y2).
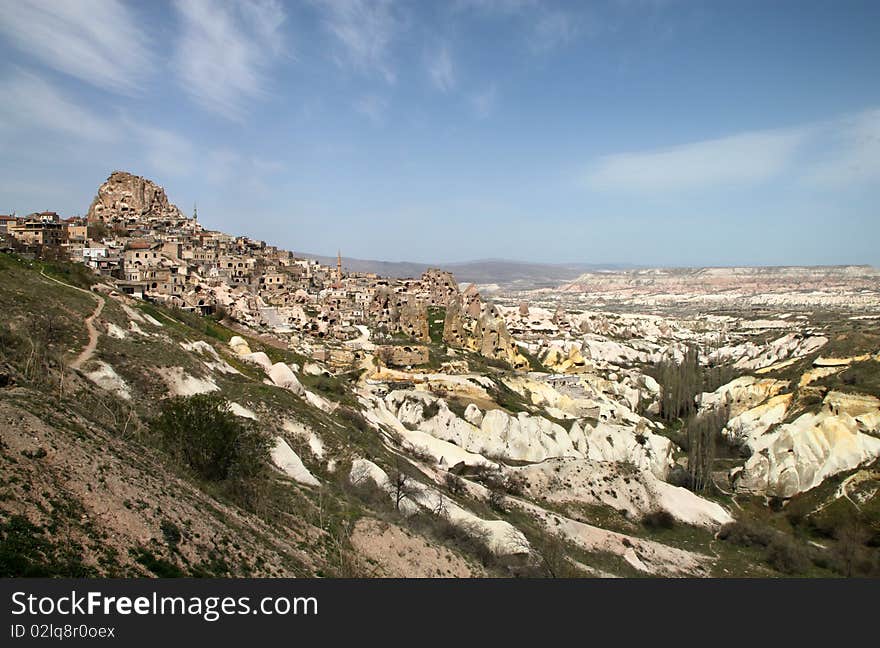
(1, 172, 878, 578)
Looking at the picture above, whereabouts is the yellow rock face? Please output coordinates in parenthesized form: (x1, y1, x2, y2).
(541, 344, 587, 373)
(541, 345, 565, 368)
(799, 365, 844, 388)
(813, 353, 873, 367)
(824, 390, 880, 417)
(755, 357, 800, 375)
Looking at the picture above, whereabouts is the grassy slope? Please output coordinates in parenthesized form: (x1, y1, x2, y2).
(2, 253, 876, 577)
(0, 254, 496, 577)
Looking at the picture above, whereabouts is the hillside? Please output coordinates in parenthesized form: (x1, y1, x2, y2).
(2, 252, 878, 578)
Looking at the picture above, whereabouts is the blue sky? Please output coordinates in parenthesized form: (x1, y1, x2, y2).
(1, 0, 879, 266)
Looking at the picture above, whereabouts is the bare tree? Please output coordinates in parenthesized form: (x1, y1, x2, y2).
(834, 523, 871, 577)
(388, 459, 416, 513)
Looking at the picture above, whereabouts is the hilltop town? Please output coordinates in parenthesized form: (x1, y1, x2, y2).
(1, 171, 524, 374)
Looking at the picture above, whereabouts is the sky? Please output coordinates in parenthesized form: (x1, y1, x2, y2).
(1, 0, 879, 267)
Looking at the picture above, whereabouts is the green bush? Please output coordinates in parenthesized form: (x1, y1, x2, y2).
(642, 509, 676, 530)
(0, 514, 93, 577)
(309, 374, 347, 396)
(718, 520, 775, 548)
(153, 394, 270, 483)
(422, 401, 441, 419)
(765, 536, 811, 575)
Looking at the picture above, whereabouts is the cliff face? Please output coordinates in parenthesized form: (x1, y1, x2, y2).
(87, 171, 186, 223)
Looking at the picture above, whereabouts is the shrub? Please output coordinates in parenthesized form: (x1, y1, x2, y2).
(832, 523, 877, 577)
(422, 401, 441, 419)
(642, 509, 676, 530)
(718, 520, 775, 548)
(489, 489, 507, 512)
(131, 548, 184, 578)
(466, 466, 525, 497)
(160, 520, 182, 548)
(765, 537, 811, 575)
(152, 394, 270, 483)
(503, 473, 526, 496)
(531, 532, 581, 578)
(311, 374, 346, 396)
(444, 472, 465, 496)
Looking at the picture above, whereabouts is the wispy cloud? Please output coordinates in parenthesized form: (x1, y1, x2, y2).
(173, 0, 287, 121)
(0, 72, 194, 179)
(457, 1, 585, 54)
(454, 0, 537, 14)
(355, 94, 389, 125)
(428, 46, 456, 92)
(584, 109, 880, 193)
(585, 127, 809, 192)
(802, 109, 880, 188)
(314, 0, 400, 83)
(0, 70, 117, 141)
(470, 85, 498, 119)
(0, 70, 191, 177)
(124, 120, 197, 178)
(529, 10, 579, 52)
(0, 70, 286, 185)
(0, 0, 152, 94)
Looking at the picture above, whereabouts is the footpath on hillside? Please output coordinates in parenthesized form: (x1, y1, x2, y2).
(39, 269, 104, 370)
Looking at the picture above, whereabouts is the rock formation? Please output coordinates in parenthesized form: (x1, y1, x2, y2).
(396, 301, 429, 342)
(541, 343, 587, 373)
(733, 406, 880, 498)
(462, 283, 482, 318)
(470, 313, 529, 369)
(420, 269, 460, 307)
(368, 286, 399, 328)
(442, 297, 469, 347)
(87, 171, 186, 223)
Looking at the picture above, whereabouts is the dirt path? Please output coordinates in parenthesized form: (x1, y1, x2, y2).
(39, 270, 104, 370)
(71, 298, 104, 370)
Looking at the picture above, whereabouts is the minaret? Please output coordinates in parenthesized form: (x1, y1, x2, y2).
(336, 250, 342, 282)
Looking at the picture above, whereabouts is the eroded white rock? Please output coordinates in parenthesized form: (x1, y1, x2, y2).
(271, 436, 319, 487)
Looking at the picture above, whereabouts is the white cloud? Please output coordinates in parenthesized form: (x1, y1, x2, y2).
(0, 71, 117, 141)
(0, 71, 190, 177)
(354, 94, 389, 125)
(0, 0, 152, 94)
(585, 127, 809, 192)
(314, 0, 400, 83)
(428, 46, 456, 92)
(585, 109, 880, 193)
(173, 0, 287, 121)
(802, 109, 880, 188)
(0, 70, 285, 184)
(471, 85, 498, 119)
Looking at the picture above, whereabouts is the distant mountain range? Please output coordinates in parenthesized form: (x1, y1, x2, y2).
(294, 253, 637, 289)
